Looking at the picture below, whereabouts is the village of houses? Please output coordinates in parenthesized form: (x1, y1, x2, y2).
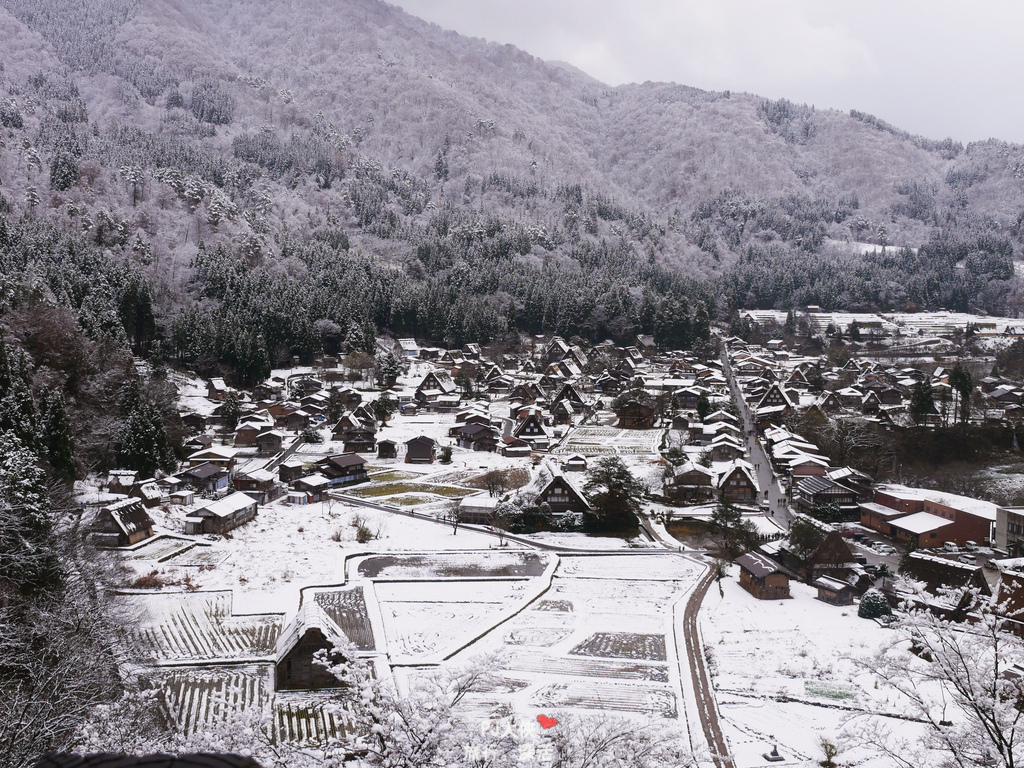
(83, 310, 1024, 767)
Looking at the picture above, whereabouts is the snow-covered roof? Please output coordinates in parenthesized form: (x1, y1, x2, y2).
(101, 498, 153, 537)
(878, 484, 998, 521)
(276, 601, 344, 662)
(887, 511, 953, 535)
(194, 492, 258, 519)
(736, 552, 785, 578)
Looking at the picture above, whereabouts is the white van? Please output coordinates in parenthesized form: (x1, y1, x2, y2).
(963, 541, 978, 552)
(942, 541, 959, 553)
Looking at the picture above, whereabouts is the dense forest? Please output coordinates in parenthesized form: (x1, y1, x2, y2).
(0, 0, 1020, 378)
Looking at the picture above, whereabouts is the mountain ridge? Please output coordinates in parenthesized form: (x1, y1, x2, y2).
(0, 0, 1022, 365)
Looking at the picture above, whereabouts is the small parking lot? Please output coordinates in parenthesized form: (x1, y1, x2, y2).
(842, 524, 994, 577)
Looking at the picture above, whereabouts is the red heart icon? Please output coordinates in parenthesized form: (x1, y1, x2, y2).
(537, 714, 558, 729)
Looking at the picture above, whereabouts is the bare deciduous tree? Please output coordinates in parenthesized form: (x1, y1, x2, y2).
(849, 590, 1024, 768)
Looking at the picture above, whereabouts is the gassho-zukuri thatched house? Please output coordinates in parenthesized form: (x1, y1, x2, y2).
(735, 552, 791, 600)
(275, 602, 349, 692)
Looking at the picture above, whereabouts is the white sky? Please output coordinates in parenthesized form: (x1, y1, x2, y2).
(391, 0, 1024, 144)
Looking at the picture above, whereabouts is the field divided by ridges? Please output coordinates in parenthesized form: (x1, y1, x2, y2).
(123, 593, 283, 661)
(314, 588, 375, 650)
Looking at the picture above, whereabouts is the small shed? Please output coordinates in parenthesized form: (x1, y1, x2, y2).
(813, 575, 856, 605)
(458, 495, 500, 525)
(377, 439, 398, 459)
(736, 552, 791, 600)
(169, 490, 195, 506)
(563, 454, 588, 473)
(288, 490, 312, 506)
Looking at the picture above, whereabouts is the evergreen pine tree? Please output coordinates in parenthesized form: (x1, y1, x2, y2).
(38, 388, 76, 479)
(117, 376, 175, 476)
(0, 431, 62, 594)
(49, 152, 80, 192)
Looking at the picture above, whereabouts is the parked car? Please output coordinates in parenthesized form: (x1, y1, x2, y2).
(854, 555, 868, 566)
(963, 541, 978, 552)
(958, 554, 976, 564)
(942, 542, 959, 553)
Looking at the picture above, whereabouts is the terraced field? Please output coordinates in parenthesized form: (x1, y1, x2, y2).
(313, 588, 375, 650)
(532, 681, 677, 717)
(358, 551, 547, 579)
(122, 592, 282, 662)
(347, 482, 473, 499)
(507, 652, 670, 683)
(163, 545, 226, 567)
(162, 665, 269, 736)
(124, 536, 196, 561)
(557, 427, 662, 456)
(160, 665, 359, 743)
(570, 632, 668, 661)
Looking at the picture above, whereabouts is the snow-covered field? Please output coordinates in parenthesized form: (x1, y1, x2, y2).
(444, 553, 705, 734)
(702, 573, 931, 768)
(556, 426, 664, 455)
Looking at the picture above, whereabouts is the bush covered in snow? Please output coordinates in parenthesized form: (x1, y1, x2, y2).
(858, 588, 891, 620)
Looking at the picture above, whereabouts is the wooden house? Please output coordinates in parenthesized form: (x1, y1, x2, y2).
(511, 382, 543, 404)
(177, 462, 230, 494)
(275, 602, 349, 691)
(106, 469, 138, 495)
(181, 412, 208, 433)
(563, 454, 588, 473)
(185, 492, 258, 535)
(736, 553, 790, 600)
(717, 462, 759, 505)
(710, 436, 745, 463)
(618, 401, 657, 429)
(405, 436, 437, 464)
(458, 495, 499, 525)
(186, 447, 238, 475)
(794, 476, 859, 519)
(92, 498, 154, 547)
(207, 377, 229, 401)
(813, 575, 856, 605)
(414, 370, 459, 405)
(781, 513, 857, 582)
(452, 423, 500, 452)
(257, 429, 286, 456)
(377, 439, 398, 459)
(513, 409, 549, 447)
(278, 458, 307, 484)
(235, 468, 282, 504)
(129, 478, 163, 508)
(291, 473, 332, 502)
(317, 454, 369, 486)
(537, 473, 592, 516)
(664, 462, 716, 503)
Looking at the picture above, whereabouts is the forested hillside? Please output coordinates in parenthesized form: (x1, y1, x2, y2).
(0, 0, 1023, 380)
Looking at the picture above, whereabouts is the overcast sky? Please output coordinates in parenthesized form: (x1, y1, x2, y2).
(391, 0, 1024, 145)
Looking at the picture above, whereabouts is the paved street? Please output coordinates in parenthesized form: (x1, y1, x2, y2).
(721, 351, 792, 528)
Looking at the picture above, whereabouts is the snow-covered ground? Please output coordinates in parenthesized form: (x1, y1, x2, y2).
(702, 572, 931, 768)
